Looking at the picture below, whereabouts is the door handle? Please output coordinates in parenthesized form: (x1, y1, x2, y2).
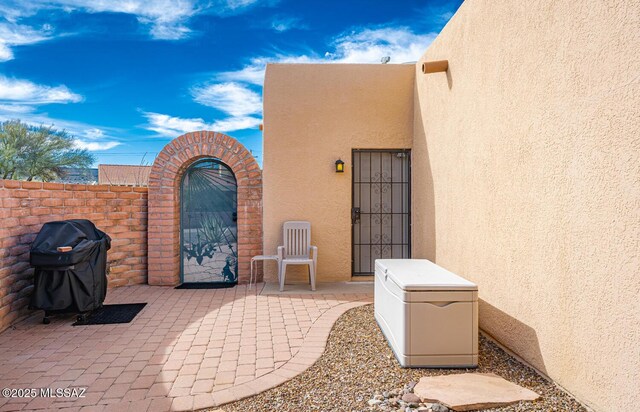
(351, 207, 361, 224)
(232, 212, 237, 222)
(427, 301, 456, 308)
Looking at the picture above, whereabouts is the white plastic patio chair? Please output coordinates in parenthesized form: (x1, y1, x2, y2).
(277, 221, 318, 292)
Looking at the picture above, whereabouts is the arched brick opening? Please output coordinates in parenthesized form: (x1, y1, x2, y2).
(148, 131, 262, 285)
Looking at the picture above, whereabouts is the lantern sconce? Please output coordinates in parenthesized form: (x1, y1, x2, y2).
(421, 60, 448, 74)
(335, 159, 345, 173)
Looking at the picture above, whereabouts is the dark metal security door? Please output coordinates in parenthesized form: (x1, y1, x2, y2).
(352, 149, 410, 275)
(180, 158, 238, 284)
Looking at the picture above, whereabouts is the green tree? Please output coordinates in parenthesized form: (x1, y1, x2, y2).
(0, 120, 95, 181)
(0, 120, 27, 180)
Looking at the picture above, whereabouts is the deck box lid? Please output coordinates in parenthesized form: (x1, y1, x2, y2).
(375, 259, 477, 291)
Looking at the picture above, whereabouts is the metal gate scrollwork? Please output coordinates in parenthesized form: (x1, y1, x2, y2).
(352, 149, 411, 275)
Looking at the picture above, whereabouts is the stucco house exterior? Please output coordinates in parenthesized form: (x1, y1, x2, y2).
(0, 1, 636, 411)
(260, 1, 639, 411)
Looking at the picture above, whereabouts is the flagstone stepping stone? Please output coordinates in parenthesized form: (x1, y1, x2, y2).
(413, 373, 540, 411)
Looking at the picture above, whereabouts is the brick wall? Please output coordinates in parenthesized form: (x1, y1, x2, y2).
(148, 131, 263, 285)
(0, 180, 148, 332)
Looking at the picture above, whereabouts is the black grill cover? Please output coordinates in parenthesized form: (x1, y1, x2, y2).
(29, 219, 111, 313)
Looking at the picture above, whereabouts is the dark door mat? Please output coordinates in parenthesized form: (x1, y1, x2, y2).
(175, 282, 237, 289)
(72, 303, 147, 326)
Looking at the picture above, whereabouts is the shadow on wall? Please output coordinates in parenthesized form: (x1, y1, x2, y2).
(414, 59, 547, 375)
(412, 76, 437, 261)
(479, 298, 548, 376)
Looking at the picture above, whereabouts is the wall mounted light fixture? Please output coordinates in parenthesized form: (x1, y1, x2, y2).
(421, 60, 449, 74)
(335, 159, 345, 173)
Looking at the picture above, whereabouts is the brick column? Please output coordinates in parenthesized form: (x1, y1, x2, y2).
(147, 131, 262, 285)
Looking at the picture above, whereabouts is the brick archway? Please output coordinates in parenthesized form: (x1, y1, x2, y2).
(147, 131, 262, 285)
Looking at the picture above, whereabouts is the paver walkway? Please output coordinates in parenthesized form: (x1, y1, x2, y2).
(0, 283, 372, 411)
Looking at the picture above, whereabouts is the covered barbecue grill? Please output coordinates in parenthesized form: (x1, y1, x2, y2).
(29, 219, 111, 324)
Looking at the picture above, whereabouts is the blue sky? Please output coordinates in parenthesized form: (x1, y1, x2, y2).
(0, 0, 462, 166)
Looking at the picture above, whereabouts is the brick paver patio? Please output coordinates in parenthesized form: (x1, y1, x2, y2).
(0, 283, 372, 411)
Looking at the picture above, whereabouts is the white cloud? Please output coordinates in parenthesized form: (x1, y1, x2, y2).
(270, 16, 307, 32)
(0, 104, 34, 113)
(210, 0, 270, 17)
(206, 115, 261, 132)
(73, 127, 121, 150)
(142, 111, 260, 137)
(84, 128, 104, 139)
(0, 76, 82, 105)
(73, 139, 120, 151)
(0, 44, 13, 61)
(148, 23, 192, 41)
(216, 62, 269, 85)
(143, 112, 207, 136)
(0, 21, 54, 62)
(38, 0, 198, 40)
(232, 0, 259, 7)
(216, 26, 436, 86)
(216, 54, 317, 85)
(0, 76, 90, 142)
(1, 0, 268, 41)
(329, 27, 435, 64)
(191, 82, 262, 116)
(152, 80, 263, 136)
(0, 75, 119, 151)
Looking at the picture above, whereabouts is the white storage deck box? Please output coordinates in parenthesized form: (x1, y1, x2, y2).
(374, 259, 478, 368)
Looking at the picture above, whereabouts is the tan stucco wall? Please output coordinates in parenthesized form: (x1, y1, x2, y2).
(412, 1, 640, 411)
(263, 64, 414, 282)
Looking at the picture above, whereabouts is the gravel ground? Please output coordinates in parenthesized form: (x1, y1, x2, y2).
(217, 304, 586, 412)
